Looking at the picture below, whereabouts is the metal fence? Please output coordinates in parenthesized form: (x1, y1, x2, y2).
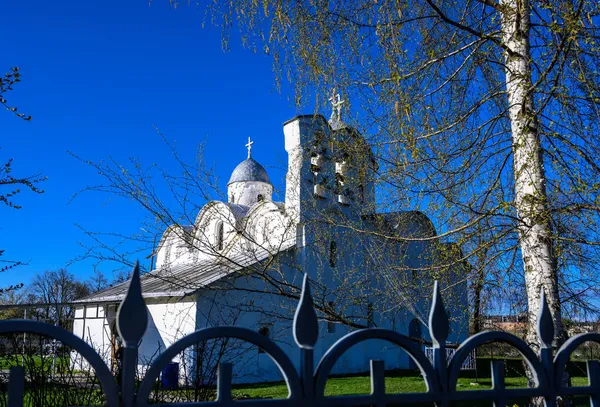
(424, 346, 477, 371)
(1, 262, 600, 406)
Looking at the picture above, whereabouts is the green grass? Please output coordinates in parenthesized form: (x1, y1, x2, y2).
(0, 374, 593, 406)
(231, 375, 591, 400)
(0, 355, 70, 370)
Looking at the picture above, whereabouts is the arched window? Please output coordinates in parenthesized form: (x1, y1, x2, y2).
(257, 194, 264, 202)
(215, 221, 224, 251)
(329, 241, 337, 267)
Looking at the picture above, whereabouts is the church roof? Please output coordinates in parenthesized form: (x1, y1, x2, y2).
(75, 236, 296, 303)
(227, 157, 271, 185)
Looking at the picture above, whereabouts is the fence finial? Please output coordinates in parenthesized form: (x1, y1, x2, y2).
(117, 261, 148, 345)
(293, 274, 319, 349)
(428, 281, 449, 347)
(537, 286, 554, 349)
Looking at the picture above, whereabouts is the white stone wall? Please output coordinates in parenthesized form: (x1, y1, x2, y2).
(155, 226, 196, 269)
(156, 200, 296, 270)
(72, 304, 115, 369)
(228, 181, 273, 206)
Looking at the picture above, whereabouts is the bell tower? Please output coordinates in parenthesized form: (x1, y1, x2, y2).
(282, 92, 377, 223)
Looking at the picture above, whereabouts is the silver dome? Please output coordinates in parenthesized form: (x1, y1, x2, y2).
(227, 158, 271, 185)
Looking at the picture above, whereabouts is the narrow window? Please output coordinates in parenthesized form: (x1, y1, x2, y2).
(329, 241, 337, 267)
(258, 325, 270, 353)
(257, 194, 264, 202)
(215, 221, 224, 251)
(327, 301, 336, 333)
(367, 303, 374, 328)
(335, 173, 344, 196)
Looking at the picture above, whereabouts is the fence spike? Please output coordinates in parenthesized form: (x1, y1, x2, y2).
(428, 281, 449, 347)
(117, 261, 148, 345)
(537, 287, 554, 349)
(293, 274, 318, 349)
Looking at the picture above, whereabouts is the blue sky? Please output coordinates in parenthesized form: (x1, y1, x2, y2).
(0, 0, 308, 288)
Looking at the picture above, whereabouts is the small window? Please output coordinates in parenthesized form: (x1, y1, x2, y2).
(215, 221, 224, 251)
(258, 326, 270, 337)
(258, 326, 270, 353)
(329, 241, 337, 267)
(327, 301, 336, 333)
(367, 303, 374, 328)
(257, 194, 264, 202)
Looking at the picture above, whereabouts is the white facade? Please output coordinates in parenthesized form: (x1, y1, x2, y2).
(74, 112, 469, 384)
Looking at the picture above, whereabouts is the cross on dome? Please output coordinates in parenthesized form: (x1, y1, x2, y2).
(245, 137, 254, 158)
(329, 90, 345, 121)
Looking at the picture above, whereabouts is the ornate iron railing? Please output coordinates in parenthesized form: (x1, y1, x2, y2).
(2, 262, 599, 406)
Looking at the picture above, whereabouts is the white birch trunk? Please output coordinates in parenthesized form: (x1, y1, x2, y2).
(500, 0, 565, 351)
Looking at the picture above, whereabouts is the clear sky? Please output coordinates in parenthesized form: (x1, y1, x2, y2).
(0, 0, 308, 288)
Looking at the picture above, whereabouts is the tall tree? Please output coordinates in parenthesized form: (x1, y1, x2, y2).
(29, 269, 90, 328)
(199, 0, 600, 354)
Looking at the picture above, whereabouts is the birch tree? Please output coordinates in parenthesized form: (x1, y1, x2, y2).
(194, 0, 600, 356)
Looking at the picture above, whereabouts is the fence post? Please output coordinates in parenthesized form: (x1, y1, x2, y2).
(429, 281, 449, 407)
(293, 274, 318, 401)
(7, 366, 24, 407)
(117, 262, 148, 407)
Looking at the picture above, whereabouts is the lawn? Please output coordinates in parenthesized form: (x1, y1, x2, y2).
(0, 355, 69, 370)
(232, 375, 591, 399)
(0, 367, 592, 406)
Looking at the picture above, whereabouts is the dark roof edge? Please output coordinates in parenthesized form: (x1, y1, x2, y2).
(282, 114, 329, 127)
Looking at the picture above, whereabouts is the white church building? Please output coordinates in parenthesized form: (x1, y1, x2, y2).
(73, 101, 469, 384)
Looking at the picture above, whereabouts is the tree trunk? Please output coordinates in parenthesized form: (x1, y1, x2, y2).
(500, 0, 566, 383)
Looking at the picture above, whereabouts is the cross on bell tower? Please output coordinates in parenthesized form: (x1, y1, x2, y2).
(245, 137, 254, 159)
